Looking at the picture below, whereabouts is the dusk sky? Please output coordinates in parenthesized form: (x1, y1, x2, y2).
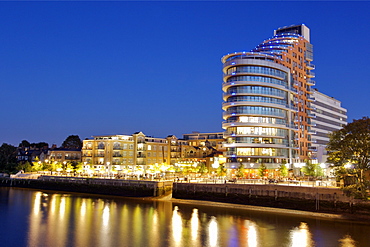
(1, 1, 369, 147)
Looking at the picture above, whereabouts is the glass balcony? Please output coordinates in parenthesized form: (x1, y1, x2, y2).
(307, 79, 315, 86)
(306, 71, 315, 78)
(306, 63, 315, 70)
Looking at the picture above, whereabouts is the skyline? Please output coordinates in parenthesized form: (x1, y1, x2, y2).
(1, 1, 369, 146)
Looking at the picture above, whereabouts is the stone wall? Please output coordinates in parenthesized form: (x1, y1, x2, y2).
(173, 183, 370, 215)
(0, 176, 173, 198)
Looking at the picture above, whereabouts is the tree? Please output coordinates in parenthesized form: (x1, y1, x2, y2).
(62, 135, 82, 149)
(31, 159, 43, 172)
(0, 143, 17, 172)
(236, 163, 245, 178)
(30, 142, 49, 149)
(301, 160, 323, 179)
(279, 164, 288, 178)
(327, 117, 370, 198)
(216, 164, 226, 177)
(18, 140, 30, 148)
(16, 161, 32, 173)
(197, 163, 208, 175)
(258, 163, 267, 178)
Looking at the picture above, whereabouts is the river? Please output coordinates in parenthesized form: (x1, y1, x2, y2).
(0, 187, 369, 247)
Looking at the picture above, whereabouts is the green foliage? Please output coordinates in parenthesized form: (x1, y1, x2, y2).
(75, 162, 83, 173)
(327, 117, 370, 199)
(16, 161, 33, 173)
(279, 164, 288, 177)
(236, 163, 245, 178)
(18, 140, 30, 148)
(258, 163, 267, 178)
(197, 163, 208, 174)
(217, 164, 226, 177)
(62, 135, 82, 149)
(0, 143, 17, 172)
(301, 160, 323, 178)
(31, 160, 44, 172)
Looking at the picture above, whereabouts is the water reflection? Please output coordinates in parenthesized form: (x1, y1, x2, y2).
(191, 208, 199, 242)
(172, 206, 183, 246)
(290, 222, 314, 247)
(339, 235, 357, 247)
(245, 220, 258, 247)
(208, 216, 218, 247)
(1, 188, 370, 247)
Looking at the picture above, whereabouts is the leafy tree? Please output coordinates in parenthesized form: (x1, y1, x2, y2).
(258, 163, 267, 178)
(75, 162, 83, 174)
(0, 143, 17, 172)
(197, 163, 208, 175)
(216, 164, 226, 177)
(18, 140, 31, 148)
(301, 160, 323, 178)
(279, 164, 288, 177)
(16, 161, 32, 173)
(236, 163, 245, 178)
(31, 160, 43, 172)
(65, 162, 74, 173)
(62, 135, 82, 149)
(327, 117, 370, 198)
(30, 142, 49, 149)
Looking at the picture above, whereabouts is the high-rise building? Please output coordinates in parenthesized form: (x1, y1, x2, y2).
(222, 24, 316, 172)
(311, 89, 347, 163)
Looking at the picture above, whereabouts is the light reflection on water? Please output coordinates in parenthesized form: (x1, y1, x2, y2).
(0, 187, 367, 247)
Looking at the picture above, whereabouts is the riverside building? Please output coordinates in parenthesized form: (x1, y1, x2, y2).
(222, 24, 316, 172)
(311, 89, 347, 163)
(81, 131, 225, 175)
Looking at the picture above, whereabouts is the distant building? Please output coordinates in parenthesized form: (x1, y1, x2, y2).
(47, 148, 82, 164)
(311, 89, 347, 163)
(16, 145, 48, 163)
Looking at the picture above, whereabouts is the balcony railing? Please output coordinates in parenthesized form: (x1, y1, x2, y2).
(307, 79, 316, 86)
(113, 146, 123, 150)
(65, 157, 80, 160)
(306, 63, 315, 70)
(306, 71, 315, 78)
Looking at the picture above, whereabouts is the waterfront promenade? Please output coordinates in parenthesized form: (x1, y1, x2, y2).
(3, 172, 368, 217)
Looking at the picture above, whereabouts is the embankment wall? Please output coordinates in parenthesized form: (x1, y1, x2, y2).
(0, 176, 172, 197)
(173, 183, 370, 216)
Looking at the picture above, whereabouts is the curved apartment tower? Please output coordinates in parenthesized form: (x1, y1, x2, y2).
(222, 53, 297, 169)
(222, 24, 315, 171)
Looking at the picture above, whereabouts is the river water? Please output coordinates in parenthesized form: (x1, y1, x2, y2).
(0, 187, 369, 247)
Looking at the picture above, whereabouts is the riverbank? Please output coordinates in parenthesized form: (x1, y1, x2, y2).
(169, 198, 370, 224)
(3, 176, 370, 222)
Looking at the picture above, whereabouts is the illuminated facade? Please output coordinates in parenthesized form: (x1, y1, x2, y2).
(82, 132, 172, 174)
(222, 24, 316, 169)
(311, 89, 347, 163)
(81, 131, 225, 174)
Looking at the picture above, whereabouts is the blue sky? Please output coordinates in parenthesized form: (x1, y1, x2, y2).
(1, 1, 369, 146)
